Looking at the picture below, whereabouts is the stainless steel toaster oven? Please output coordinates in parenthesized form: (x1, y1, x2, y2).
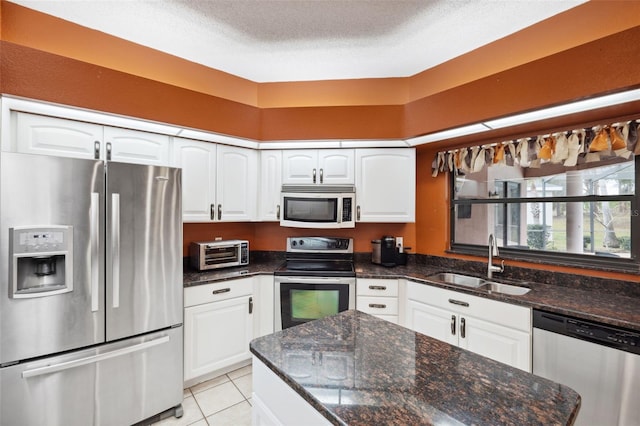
(189, 240, 249, 271)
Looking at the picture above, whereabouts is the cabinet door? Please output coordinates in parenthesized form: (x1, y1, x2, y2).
(355, 148, 415, 222)
(103, 126, 170, 166)
(258, 150, 282, 221)
(405, 299, 458, 346)
(172, 138, 216, 222)
(216, 145, 258, 221)
(459, 315, 531, 372)
(282, 150, 318, 184)
(184, 296, 253, 381)
(317, 149, 354, 184)
(14, 112, 103, 159)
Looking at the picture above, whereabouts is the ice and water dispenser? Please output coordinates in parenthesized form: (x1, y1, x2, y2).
(9, 226, 73, 298)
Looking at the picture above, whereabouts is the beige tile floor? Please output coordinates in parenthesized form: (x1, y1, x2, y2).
(154, 364, 253, 426)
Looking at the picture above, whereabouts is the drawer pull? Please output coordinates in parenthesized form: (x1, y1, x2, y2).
(368, 303, 387, 309)
(448, 299, 469, 307)
(212, 288, 231, 295)
(368, 285, 387, 290)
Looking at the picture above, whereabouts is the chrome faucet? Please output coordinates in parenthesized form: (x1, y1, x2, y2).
(487, 234, 504, 279)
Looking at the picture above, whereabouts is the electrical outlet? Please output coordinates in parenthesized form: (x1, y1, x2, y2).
(396, 237, 403, 253)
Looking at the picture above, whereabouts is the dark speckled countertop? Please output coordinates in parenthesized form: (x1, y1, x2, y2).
(183, 252, 640, 331)
(251, 310, 581, 426)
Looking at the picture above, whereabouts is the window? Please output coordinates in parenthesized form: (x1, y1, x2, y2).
(451, 155, 638, 270)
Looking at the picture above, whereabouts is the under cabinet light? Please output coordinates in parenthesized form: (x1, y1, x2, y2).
(406, 88, 640, 146)
(407, 123, 491, 145)
(484, 89, 640, 129)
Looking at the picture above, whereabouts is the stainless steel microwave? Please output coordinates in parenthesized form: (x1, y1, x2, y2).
(189, 240, 249, 271)
(280, 185, 356, 229)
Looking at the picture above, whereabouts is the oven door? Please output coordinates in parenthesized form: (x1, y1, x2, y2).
(275, 276, 355, 330)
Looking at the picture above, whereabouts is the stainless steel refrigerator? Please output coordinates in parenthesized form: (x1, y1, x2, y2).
(0, 152, 184, 425)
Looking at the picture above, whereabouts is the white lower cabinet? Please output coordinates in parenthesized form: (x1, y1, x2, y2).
(405, 282, 532, 372)
(356, 278, 400, 324)
(253, 357, 331, 426)
(183, 278, 254, 385)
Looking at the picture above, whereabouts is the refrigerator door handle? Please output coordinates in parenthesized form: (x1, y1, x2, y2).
(21, 335, 170, 379)
(111, 193, 120, 308)
(90, 193, 100, 312)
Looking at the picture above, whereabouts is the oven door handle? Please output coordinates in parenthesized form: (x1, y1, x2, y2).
(276, 276, 354, 284)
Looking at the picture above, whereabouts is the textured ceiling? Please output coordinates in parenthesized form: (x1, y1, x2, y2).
(11, 0, 586, 83)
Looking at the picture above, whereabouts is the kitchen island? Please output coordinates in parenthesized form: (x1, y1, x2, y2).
(250, 310, 580, 426)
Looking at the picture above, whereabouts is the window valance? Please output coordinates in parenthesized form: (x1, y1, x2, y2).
(431, 120, 639, 177)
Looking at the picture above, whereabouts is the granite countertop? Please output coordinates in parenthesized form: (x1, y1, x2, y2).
(354, 260, 640, 331)
(251, 310, 581, 426)
(183, 255, 640, 331)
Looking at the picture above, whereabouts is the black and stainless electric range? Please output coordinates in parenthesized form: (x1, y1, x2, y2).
(275, 237, 356, 330)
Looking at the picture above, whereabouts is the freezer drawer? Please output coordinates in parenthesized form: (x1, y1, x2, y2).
(0, 327, 183, 426)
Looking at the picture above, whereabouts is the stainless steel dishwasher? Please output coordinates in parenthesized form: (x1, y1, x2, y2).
(533, 310, 640, 426)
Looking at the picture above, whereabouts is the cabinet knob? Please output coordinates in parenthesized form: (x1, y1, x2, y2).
(276, 204, 281, 220)
(249, 296, 253, 314)
(356, 205, 361, 221)
(312, 168, 317, 184)
(461, 317, 466, 338)
(94, 141, 100, 159)
(210, 204, 215, 220)
(106, 142, 112, 161)
(212, 288, 231, 295)
(448, 299, 469, 307)
(451, 315, 456, 335)
(217, 204, 222, 221)
(319, 168, 323, 184)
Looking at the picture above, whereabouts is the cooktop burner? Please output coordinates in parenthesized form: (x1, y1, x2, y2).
(276, 237, 355, 277)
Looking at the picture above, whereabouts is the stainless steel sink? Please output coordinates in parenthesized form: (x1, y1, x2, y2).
(427, 272, 531, 295)
(427, 272, 486, 288)
(481, 282, 531, 295)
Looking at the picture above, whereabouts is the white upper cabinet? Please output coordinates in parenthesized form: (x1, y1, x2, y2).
(216, 144, 258, 222)
(13, 112, 170, 166)
(15, 112, 104, 160)
(103, 126, 170, 166)
(282, 149, 354, 185)
(173, 138, 257, 223)
(355, 148, 416, 223)
(258, 150, 282, 221)
(172, 138, 217, 222)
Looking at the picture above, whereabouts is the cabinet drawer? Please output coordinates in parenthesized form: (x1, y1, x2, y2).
(357, 296, 398, 316)
(184, 278, 253, 307)
(356, 279, 398, 297)
(407, 282, 530, 332)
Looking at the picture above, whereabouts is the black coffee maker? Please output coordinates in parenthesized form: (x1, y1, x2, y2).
(372, 236, 401, 267)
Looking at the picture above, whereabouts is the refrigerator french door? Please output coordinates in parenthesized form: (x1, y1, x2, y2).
(0, 152, 183, 426)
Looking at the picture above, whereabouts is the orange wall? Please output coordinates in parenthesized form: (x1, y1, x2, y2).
(183, 222, 416, 257)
